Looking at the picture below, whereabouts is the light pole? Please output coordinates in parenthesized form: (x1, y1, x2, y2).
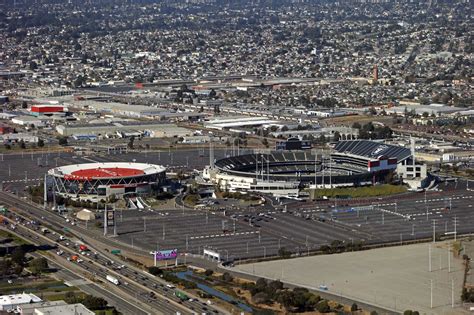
(263, 246, 266, 259)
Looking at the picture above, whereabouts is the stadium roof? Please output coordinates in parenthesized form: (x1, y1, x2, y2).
(334, 140, 411, 162)
(48, 162, 165, 180)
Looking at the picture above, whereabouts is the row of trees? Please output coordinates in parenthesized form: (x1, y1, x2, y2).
(242, 278, 351, 313)
(64, 292, 113, 312)
(148, 267, 197, 290)
(352, 122, 393, 139)
(320, 239, 364, 254)
(0, 246, 49, 277)
(0, 246, 27, 277)
(3, 138, 45, 150)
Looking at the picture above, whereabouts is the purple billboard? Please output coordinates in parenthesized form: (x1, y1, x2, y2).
(155, 249, 178, 261)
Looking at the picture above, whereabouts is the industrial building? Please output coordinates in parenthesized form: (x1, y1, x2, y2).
(0, 293, 42, 311)
(204, 116, 281, 130)
(56, 123, 192, 138)
(30, 105, 66, 116)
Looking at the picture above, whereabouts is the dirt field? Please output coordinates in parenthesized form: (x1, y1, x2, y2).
(235, 241, 468, 314)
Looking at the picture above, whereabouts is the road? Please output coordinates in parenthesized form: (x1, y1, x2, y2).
(0, 191, 225, 315)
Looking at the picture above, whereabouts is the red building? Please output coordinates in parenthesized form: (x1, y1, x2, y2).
(30, 105, 64, 116)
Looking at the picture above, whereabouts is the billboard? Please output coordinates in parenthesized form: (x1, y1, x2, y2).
(106, 210, 115, 227)
(155, 249, 178, 261)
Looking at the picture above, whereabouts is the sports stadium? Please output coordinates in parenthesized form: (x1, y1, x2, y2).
(204, 140, 412, 197)
(47, 162, 166, 199)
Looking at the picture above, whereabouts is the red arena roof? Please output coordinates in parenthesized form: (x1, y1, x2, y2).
(68, 167, 145, 180)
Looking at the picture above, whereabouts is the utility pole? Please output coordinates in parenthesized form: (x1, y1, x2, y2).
(429, 244, 432, 272)
(454, 216, 457, 241)
(432, 219, 436, 243)
(452, 279, 454, 308)
(143, 217, 146, 232)
(104, 205, 108, 236)
(430, 279, 433, 309)
(448, 243, 451, 273)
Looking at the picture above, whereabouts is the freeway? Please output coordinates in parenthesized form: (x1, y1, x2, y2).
(22, 247, 148, 315)
(0, 191, 224, 315)
(1, 221, 181, 315)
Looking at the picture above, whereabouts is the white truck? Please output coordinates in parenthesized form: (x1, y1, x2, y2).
(106, 275, 120, 285)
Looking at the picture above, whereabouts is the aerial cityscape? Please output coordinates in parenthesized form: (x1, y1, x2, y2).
(0, 0, 472, 314)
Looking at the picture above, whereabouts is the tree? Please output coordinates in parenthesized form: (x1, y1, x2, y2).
(127, 136, 135, 149)
(352, 122, 361, 129)
(209, 89, 217, 98)
(318, 134, 326, 144)
(277, 290, 294, 309)
(221, 272, 233, 282)
(58, 136, 68, 146)
(11, 247, 26, 266)
(316, 300, 330, 313)
(19, 139, 26, 149)
(262, 138, 269, 148)
(333, 131, 341, 142)
(37, 138, 44, 147)
(82, 295, 108, 310)
(268, 280, 284, 292)
(204, 269, 214, 277)
(351, 303, 358, 311)
(252, 291, 270, 304)
(28, 257, 48, 275)
(255, 278, 267, 291)
(21, 101, 28, 109)
(64, 291, 77, 304)
(148, 266, 163, 276)
(278, 247, 291, 258)
(0, 260, 12, 276)
(29, 61, 38, 70)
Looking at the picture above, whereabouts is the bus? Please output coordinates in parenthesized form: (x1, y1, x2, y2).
(174, 290, 189, 301)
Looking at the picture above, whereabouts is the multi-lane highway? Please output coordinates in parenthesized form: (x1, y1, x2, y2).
(0, 191, 225, 315)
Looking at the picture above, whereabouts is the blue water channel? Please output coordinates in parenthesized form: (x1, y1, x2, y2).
(175, 271, 253, 313)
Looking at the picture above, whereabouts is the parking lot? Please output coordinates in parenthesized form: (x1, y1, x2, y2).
(1, 150, 473, 262)
(105, 181, 473, 262)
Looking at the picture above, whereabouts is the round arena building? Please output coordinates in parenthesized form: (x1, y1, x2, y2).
(48, 162, 166, 199)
